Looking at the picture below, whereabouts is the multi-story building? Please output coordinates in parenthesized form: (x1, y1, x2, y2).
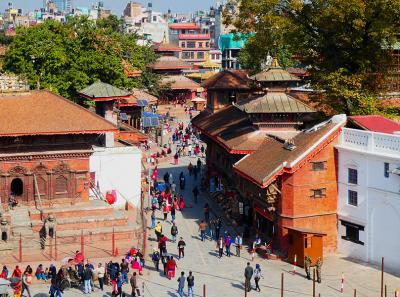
(169, 23, 211, 63)
(336, 116, 400, 272)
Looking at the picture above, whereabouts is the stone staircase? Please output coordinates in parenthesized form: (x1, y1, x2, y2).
(10, 208, 35, 238)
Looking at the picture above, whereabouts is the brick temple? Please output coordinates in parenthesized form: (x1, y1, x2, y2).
(0, 90, 142, 256)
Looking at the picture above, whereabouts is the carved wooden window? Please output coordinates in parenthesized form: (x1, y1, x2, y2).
(55, 176, 68, 195)
(34, 176, 47, 199)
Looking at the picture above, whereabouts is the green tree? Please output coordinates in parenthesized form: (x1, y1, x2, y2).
(3, 16, 159, 104)
(226, 0, 400, 115)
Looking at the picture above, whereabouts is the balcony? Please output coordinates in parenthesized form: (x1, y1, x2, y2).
(338, 128, 400, 156)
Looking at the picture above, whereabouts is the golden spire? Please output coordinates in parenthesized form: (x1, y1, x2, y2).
(271, 57, 281, 68)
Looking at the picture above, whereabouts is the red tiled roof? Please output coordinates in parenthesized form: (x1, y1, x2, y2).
(348, 115, 400, 134)
(234, 122, 340, 187)
(150, 56, 192, 70)
(153, 42, 182, 52)
(201, 70, 252, 90)
(119, 89, 158, 106)
(161, 75, 200, 90)
(169, 23, 200, 30)
(0, 91, 117, 137)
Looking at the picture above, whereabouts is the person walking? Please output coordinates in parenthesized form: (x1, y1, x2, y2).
(163, 203, 169, 221)
(177, 237, 186, 259)
(174, 152, 179, 165)
(152, 248, 160, 271)
(209, 219, 215, 239)
(217, 236, 224, 258)
(96, 263, 105, 291)
(192, 186, 199, 204)
(204, 203, 210, 223)
(244, 262, 254, 292)
(198, 220, 207, 242)
(254, 264, 263, 292)
(215, 219, 222, 240)
(235, 234, 243, 257)
(83, 264, 93, 294)
(22, 266, 33, 297)
(155, 222, 162, 240)
(225, 234, 232, 257)
(120, 259, 129, 284)
(171, 205, 176, 224)
(171, 222, 178, 243)
(187, 271, 195, 297)
(116, 273, 123, 297)
(316, 257, 322, 283)
(177, 271, 185, 297)
(130, 272, 140, 297)
(304, 255, 312, 280)
(151, 210, 156, 229)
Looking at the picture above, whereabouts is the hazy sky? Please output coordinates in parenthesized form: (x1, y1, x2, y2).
(1, 0, 218, 15)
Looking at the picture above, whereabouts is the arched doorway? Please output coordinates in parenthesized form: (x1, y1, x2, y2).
(11, 178, 24, 196)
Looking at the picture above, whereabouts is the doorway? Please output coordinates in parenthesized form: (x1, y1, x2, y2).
(11, 178, 24, 196)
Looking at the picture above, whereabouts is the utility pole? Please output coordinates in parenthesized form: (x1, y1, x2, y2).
(381, 257, 384, 297)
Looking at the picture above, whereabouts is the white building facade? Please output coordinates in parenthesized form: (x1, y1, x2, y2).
(336, 128, 400, 272)
(90, 145, 142, 210)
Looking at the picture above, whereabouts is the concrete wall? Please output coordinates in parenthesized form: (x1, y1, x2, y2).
(337, 128, 400, 272)
(90, 146, 142, 209)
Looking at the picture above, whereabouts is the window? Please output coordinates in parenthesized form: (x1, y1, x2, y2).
(182, 52, 191, 59)
(198, 42, 203, 48)
(211, 54, 215, 60)
(384, 162, 390, 178)
(304, 236, 312, 248)
(205, 42, 209, 47)
(348, 168, 358, 184)
(187, 41, 196, 48)
(55, 176, 68, 195)
(152, 16, 157, 22)
(341, 220, 364, 245)
(312, 161, 326, 171)
(181, 42, 186, 48)
(348, 190, 358, 206)
(310, 188, 326, 198)
(197, 52, 204, 59)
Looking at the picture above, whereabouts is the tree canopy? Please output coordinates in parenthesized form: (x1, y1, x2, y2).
(226, 0, 400, 115)
(3, 16, 160, 104)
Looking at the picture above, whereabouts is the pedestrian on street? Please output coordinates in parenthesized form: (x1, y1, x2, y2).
(209, 219, 215, 239)
(177, 237, 186, 259)
(304, 255, 312, 280)
(217, 236, 224, 258)
(254, 264, 263, 292)
(159, 234, 168, 256)
(177, 271, 185, 297)
(198, 220, 207, 241)
(174, 152, 179, 165)
(235, 234, 243, 257)
(157, 195, 163, 210)
(152, 248, 160, 271)
(215, 218, 222, 240)
(151, 210, 156, 229)
(96, 263, 105, 291)
(162, 255, 168, 276)
(167, 256, 177, 280)
(21, 266, 33, 297)
(171, 204, 176, 223)
(171, 182, 177, 195)
(192, 186, 199, 204)
(171, 222, 178, 243)
(316, 257, 322, 283)
(163, 203, 169, 221)
(188, 162, 193, 176)
(197, 157, 202, 170)
(204, 203, 210, 223)
(244, 262, 254, 292)
(116, 273, 123, 297)
(180, 174, 185, 190)
(130, 272, 140, 297)
(225, 234, 232, 257)
(187, 271, 195, 297)
(155, 222, 162, 240)
(120, 259, 129, 284)
(83, 264, 93, 294)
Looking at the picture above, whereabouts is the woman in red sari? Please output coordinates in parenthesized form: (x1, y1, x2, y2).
(166, 256, 177, 280)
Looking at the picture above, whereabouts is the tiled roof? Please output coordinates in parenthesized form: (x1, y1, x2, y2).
(0, 91, 117, 137)
(201, 70, 252, 90)
(234, 122, 339, 187)
(153, 42, 182, 52)
(150, 56, 192, 70)
(237, 91, 315, 114)
(348, 115, 400, 134)
(192, 105, 264, 153)
(161, 75, 200, 90)
(79, 81, 130, 100)
(119, 89, 158, 106)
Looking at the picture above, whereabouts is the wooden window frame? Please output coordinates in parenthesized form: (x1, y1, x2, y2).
(310, 188, 326, 198)
(311, 161, 327, 171)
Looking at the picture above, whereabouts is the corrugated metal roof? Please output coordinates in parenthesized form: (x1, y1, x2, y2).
(238, 92, 315, 114)
(251, 68, 301, 82)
